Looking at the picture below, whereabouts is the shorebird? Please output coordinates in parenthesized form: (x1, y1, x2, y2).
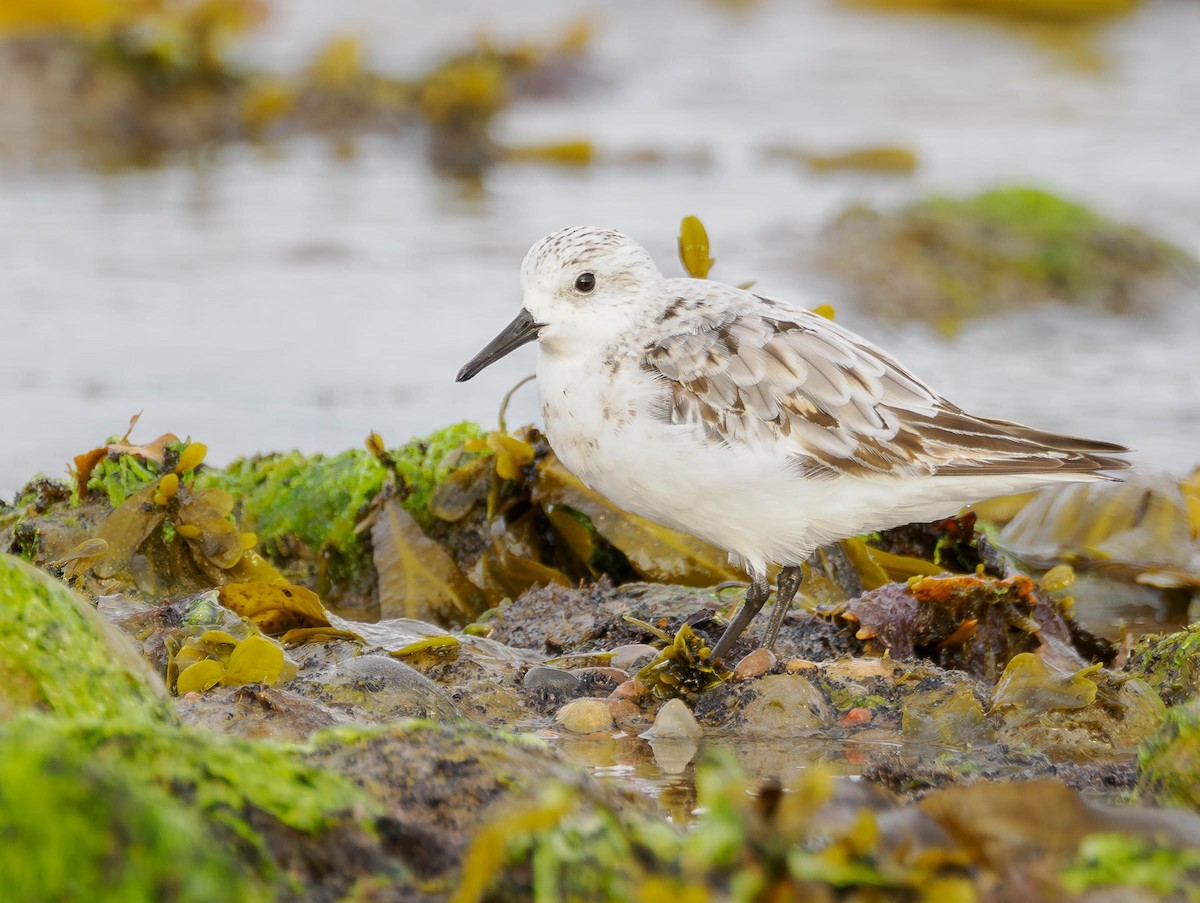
(457, 226, 1129, 662)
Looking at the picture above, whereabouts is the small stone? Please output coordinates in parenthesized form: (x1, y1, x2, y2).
(733, 647, 776, 681)
(569, 667, 628, 697)
(608, 679, 649, 703)
(840, 706, 872, 727)
(523, 666, 582, 694)
(641, 697, 701, 740)
(523, 666, 585, 714)
(553, 698, 615, 734)
(786, 658, 818, 673)
(608, 699, 644, 730)
(609, 643, 658, 672)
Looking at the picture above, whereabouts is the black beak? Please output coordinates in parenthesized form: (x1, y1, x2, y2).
(456, 308, 545, 382)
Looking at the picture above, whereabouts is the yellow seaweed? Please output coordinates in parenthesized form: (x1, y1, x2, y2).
(176, 659, 224, 695)
(221, 634, 285, 686)
(678, 215, 715, 279)
(371, 496, 485, 624)
(218, 582, 330, 635)
(93, 485, 166, 578)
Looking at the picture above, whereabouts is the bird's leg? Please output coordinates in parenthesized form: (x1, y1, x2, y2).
(710, 572, 771, 663)
(762, 565, 803, 651)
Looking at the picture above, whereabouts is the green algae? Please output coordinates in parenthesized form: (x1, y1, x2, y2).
(0, 715, 267, 903)
(197, 422, 485, 597)
(206, 448, 382, 574)
(1061, 832, 1200, 899)
(203, 422, 483, 541)
(86, 446, 168, 508)
(823, 185, 1195, 331)
(0, 549, 380, 900)
(1137, 700, 1200, 811)
(385, 421, 488, 523)
(1124, 624, 1200, 707)
(86, 720, 372, 835)
(0, 552, 172, 724)
(0, 714, 379, 902)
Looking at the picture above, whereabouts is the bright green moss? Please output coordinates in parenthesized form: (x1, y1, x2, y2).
(1136, 700, 1200, 810)
(0, 715, 266, 903)
(0, 553, 173, 724)
(207, 448, 384, 557)
(86, 451, 163, 508)
(1061, 832, 1200, 898)
(0, 714, 377, 903)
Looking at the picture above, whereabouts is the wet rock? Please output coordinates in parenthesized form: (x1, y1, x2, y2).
(0, 552, 171, 724)
(295, 654, 462, 724)
(609, 679, 650, 703)
(700, 673, 831, 736)
(306, 720, 653, 884)
(902, 682, 993, 746)
(643, 698, 701, 740)
(554, 698, 615, 734)
(609, 643, 658, 672)
(487, 581, 723, 654)
(732, 647, 776, 681)
(176, 684, 350, 740)
(840, 706, 872, 727)
(522, 665, 583, 713)
(568, 666, 627, 697)
(822, 186, 1196, 331)
(608, 699, 649, 733)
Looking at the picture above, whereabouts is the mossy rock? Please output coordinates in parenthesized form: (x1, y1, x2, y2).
(822, 186, 1195, 331)
(0, 715, 267, 903)
(1124, 624, 1200, 708)
(1137, 700, 1200, 811)
(0, 714, 389, 902)
(0, 552, 171, 723)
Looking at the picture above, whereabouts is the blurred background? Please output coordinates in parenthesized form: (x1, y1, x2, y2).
(1, 0, 1197, 499)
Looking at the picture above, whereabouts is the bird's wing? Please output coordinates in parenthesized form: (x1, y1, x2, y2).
(642, 292, 1128, 480)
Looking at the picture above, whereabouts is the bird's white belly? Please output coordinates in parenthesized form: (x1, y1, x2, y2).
(538, 355, 828, 571)
(537, 354, 1062, 575)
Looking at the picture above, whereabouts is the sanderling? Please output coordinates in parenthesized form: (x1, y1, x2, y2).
(457, 226, 1129, 662)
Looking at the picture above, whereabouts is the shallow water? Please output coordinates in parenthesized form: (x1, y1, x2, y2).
(3, 0, 1198, 493)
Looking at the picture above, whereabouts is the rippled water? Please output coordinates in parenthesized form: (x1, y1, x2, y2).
(3, 0, 1198, 500)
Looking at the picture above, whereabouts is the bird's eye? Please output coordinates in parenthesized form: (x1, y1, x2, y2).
(574, 272, 596, 293)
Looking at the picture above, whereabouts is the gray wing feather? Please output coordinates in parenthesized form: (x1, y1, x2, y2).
(642, 289, 1129, 479)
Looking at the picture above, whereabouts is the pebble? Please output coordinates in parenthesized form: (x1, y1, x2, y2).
(523, 665, 582, 694)
(641, 697, 701, 740)
(553, 698, 615, 734)
(609, 643, 658, 672)
(569, 666, 628, 697)
(608, 679, 649, 703)
(839, 706, 873, 727)
(608, 699, 645, 730)
(733, 647, 776, 681)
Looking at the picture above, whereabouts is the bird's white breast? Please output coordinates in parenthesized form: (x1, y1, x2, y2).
(536, 342, 831, 573)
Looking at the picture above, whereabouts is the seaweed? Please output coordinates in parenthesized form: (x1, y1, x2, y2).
(822, 185, 1196, 332)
